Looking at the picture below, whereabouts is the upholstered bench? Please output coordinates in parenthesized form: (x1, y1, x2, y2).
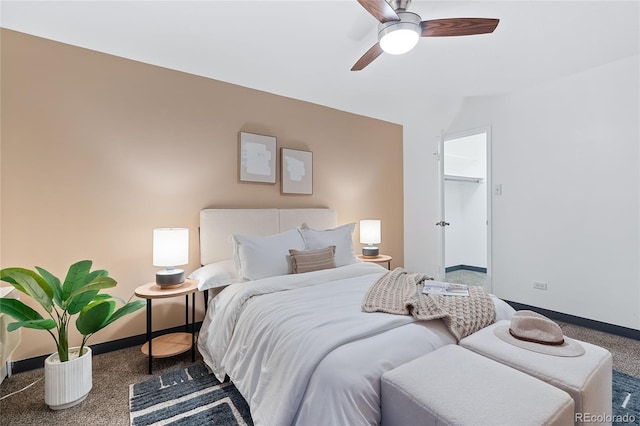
(381, 344, 574, 426)
(460, 319, 612, 426)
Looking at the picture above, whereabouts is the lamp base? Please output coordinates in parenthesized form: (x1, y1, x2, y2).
(362, 246, 379, 258)
(155, 269, 185, 287)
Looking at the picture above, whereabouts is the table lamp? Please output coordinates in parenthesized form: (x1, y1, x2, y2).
(153, 228, 189, 287)
(360, 220, 381, 257)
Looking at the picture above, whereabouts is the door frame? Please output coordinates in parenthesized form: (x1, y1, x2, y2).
(438, 126, 493, 292)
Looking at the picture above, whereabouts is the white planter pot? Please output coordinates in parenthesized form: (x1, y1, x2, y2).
(44, 346, 92, 410)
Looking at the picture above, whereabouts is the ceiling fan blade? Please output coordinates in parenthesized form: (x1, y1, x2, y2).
(356, 0, 399, 23)
(351, 43, 384, 71)
(421, 18, 499, 37)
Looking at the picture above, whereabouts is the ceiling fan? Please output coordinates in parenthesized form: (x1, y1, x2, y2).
(352, 0, 499, 71)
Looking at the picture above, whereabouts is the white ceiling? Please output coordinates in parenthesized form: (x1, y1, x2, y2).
(2, 1, 638, 123)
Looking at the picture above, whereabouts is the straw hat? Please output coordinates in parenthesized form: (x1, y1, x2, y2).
(494, 310, 585, 357)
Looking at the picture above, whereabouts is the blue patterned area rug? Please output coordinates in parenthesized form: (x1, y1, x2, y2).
(613, 370, 640, 425)
(131, 363, 638, 426)
(129, 362, 253, 426)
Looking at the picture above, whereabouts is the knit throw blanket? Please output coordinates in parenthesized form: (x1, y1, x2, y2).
(362, 268, 496, 341)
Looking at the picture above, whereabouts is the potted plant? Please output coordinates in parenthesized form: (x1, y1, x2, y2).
(0, 260, 145, 409)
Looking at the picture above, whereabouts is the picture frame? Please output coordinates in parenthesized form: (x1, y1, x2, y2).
(281, 148, 313, 195)
(239, 132, 277, 184)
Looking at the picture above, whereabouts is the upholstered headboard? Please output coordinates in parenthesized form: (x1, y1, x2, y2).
(199, 208, 337, 265)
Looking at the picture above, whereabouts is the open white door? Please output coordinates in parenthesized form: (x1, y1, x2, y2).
(435, 130, 446, 282)
(438, 127, 492, 292)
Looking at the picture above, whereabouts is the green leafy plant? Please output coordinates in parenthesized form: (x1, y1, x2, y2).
(0, 260, 145, 362)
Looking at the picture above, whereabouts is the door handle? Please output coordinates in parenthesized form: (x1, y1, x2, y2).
(435, 221, 450, 227)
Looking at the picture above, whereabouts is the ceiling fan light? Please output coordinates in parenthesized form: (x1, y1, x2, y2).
(379, 27, 420, 55)
(378, 11, 422, 55)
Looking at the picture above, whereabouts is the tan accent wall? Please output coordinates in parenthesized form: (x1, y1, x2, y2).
(0, 29, 403, 361)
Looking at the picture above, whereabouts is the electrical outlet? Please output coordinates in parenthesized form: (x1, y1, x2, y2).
(533, 281, 547, 290)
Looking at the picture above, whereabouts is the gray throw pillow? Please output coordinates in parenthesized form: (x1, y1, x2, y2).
(289, 246, 337, 274)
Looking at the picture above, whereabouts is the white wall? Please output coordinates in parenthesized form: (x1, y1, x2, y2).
(444, 133, 486, 178)
(444, 55, 640, 329)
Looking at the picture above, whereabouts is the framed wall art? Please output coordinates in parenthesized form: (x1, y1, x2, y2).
(239, 132, 277, 184)
(281, 148, 313, 195)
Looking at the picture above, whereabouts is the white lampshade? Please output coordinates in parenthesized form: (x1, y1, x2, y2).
(379, 28, 420, 55)
(153, 228, 189, 287)
(153, 228, 189, 267)
(378, 12, 421, 55)
(360, 220, 381, 245)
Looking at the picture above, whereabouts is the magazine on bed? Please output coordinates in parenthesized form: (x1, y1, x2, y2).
(422, 280, 469, 296)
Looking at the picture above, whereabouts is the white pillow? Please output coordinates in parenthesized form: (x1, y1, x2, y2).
(299, 222, 357, 267)
(188, 260, 239, 291)
(232, 228, 305, 281)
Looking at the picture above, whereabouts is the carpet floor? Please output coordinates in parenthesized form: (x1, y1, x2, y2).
(2, 321, 639, 425)
(445, 269, 488, 287)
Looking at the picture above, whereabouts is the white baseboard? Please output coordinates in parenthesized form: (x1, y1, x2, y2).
(0, 360, 11, 386)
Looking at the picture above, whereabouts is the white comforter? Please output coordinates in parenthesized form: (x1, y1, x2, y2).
(198, 262, 514, 426)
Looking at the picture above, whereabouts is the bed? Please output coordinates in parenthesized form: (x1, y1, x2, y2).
(194, 208, 515, 426)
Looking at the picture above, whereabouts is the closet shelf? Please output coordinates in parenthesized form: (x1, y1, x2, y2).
(444, 175, 484, 183)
